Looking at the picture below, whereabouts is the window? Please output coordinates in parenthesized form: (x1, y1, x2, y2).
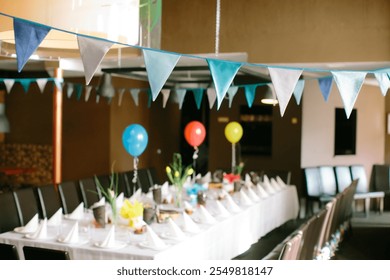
(334, 108, 357, 155)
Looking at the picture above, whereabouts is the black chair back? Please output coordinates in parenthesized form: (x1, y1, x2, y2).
(36, 184, 62, 218)
(138, 168, 153, 193)
(79, 178, 101, 208)
(12, 187, 39, 226)
(58, 181, 82, 214)
(0, 243, 19, 260)
(117, 172, 131, 198)
(0, 192, 22, 233)
(23, 246, 70, 260)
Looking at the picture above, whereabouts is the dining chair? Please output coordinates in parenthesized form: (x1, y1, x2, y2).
(279, 231, 303, 260)
(147, 167, 161, 185)
(0, 191, 22, 233)
(58, 181, 83, 214)
(117, 172, 131, 198)
(334, 166, 352, 193)
(318, 166, 337, 196)
(12, 186, 40, 226)
(35, 184, 62, 219)
(350, 165, 384, 216)
(78, 177, 102, 208)
(304, 167, 332, 216)
(23, 246, 70, 260)
(0, 243, 20, 260)
(138, 168, 153, 193)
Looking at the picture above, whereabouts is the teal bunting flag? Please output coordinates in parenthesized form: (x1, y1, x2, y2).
(143, 49, 181, 101)
(13, 19, 51, 72)
(293, 80, 305, 105)
(176, 89, 187, 109)
(374, 72, 390, 96)
(19, 79, 31, 93)
(147, 89, 152, 108)
(75, 84, 83, 100)
(192, 88, 204, 109)
(318, 77, 333, 101)
(207, 59, 242, 109)
(331, 71, 367, 118)
(268, 67, 303, 116)
(244, 84, 257, 108)
(227, 86, 239, 108)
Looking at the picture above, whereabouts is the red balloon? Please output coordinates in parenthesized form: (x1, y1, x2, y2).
(184, 121, 206, 147)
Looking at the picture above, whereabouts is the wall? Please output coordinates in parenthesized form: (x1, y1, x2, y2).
(301, 80, 385, 179)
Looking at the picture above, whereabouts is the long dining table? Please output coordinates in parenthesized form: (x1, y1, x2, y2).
(0, 185, 299, 260)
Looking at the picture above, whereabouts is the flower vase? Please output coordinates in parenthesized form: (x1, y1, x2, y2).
(174, 184, 183, 209)
(109, 201, 118, 226)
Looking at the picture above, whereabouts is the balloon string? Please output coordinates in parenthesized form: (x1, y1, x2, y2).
(232, 143, 236, 173)
(192, 146, 199, 180)
(132, 157, 139, 193)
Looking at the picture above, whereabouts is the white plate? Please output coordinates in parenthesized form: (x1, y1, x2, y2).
(24, 233, 53, 240)
(93, 241, 127, 249)
(57, 237, 89, 245)
(138, 241, 167, 251)
(63, 214, 82, 221)
(14, 227, 36, 234)
(160, 231, 185, 241)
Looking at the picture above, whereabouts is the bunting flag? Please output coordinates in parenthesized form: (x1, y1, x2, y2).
(96, 94, 101, 103)
(19, 80, 31, 93)
(54, 78, 63, 91)
(130, 89, 140, 106)
(374, 72, 390, 96)
(13, 19, 51, 72)
(36, 78, 48, 93)
(77, 36, 114, 85)
(206, 88, 217, 109)
(268, 67, 303, 116)
(3, 79, 15, 93)
(161, 89, 170, 108)
(192, 88, 204, 109)
(176, 89, 187, 109)
(227, 86, 239, 108)
(244, 84, 257, 108)
(293, 79, 305, 105)
(318, 77, 333, 101)
(66, 83, 74, 98)
(117, 88, 126, 106)
(331, 71, 367, 118)
(147, 89, 152, 108)
(206, 59, 242, 109)
(75, 84, 83, 100)
(85, 86, 92, 102)
(143, 49, 181, 101)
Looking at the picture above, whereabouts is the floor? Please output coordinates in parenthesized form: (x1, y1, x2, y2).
(234, 211, 390, 260)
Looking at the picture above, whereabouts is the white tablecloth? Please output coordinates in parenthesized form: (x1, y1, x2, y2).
(0, 186, 299, 260)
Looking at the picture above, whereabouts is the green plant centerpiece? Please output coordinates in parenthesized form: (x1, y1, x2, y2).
(95, 171, 119, 225)
(166, 153, 194, 208)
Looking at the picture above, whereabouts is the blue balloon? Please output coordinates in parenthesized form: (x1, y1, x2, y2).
(122, 124, 148, 157)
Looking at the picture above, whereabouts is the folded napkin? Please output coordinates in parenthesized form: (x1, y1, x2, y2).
(20, 213, 39, 233)
(166, 218, 186, 239)
(270, 178, 283, 191)
(246, 187, 260, 202)
(67, 202, 84, 220)
(129, 188, 142, 203)
(91, 197, 105, 209)
(198, 205, 216, 224)
(215, 200, 230, 218)
(184, 201, 194, 214)
(244, 174, 254, 187)
(225, 194, 241, 213)
(240, 189, 253, 206)
(256, 184, 270, 198)
(47, 208, 63, 226)
(100, 225, 116, 248)
(276, 176, 288, 188)
(160, 182, 173, 203)
(61, 222, 79, 243)
(181, 211, 200, 233)
(262, 180, 276, 194)
(145, 225, 166, 249)
(116, 192, 124, 208)
(27, 218, 48, 240)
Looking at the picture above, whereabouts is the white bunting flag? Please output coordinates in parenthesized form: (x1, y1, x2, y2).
(77, 36, 114, 85)
(117, 88, 126, 106)
(207, 88, 217, 109)
(130, 89, 140, 106)
(268, 67, 303, 116)
(36, 78, 48, 93)
(66, 83, 74, 98)
(3, 79, 15, 93)
(84, 86, 92, 102)
(293, 79, 305, 105)
(143, 49, 181, 101)
(227, 86, 239, 108)
(161, 89, 170, 108)
(176, 89, 187, 109)
(331, 71, 367, 118)
(374, 72, 390, 96)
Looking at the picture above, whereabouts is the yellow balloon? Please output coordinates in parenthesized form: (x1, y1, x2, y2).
(225, 122, 243, 144)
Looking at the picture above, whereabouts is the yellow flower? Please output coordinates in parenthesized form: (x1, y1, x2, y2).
(187, 168, 194, 176)
(120, 199, 144, 222)
(166, 166, 171, 173)
(174, 171, 180, 177)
